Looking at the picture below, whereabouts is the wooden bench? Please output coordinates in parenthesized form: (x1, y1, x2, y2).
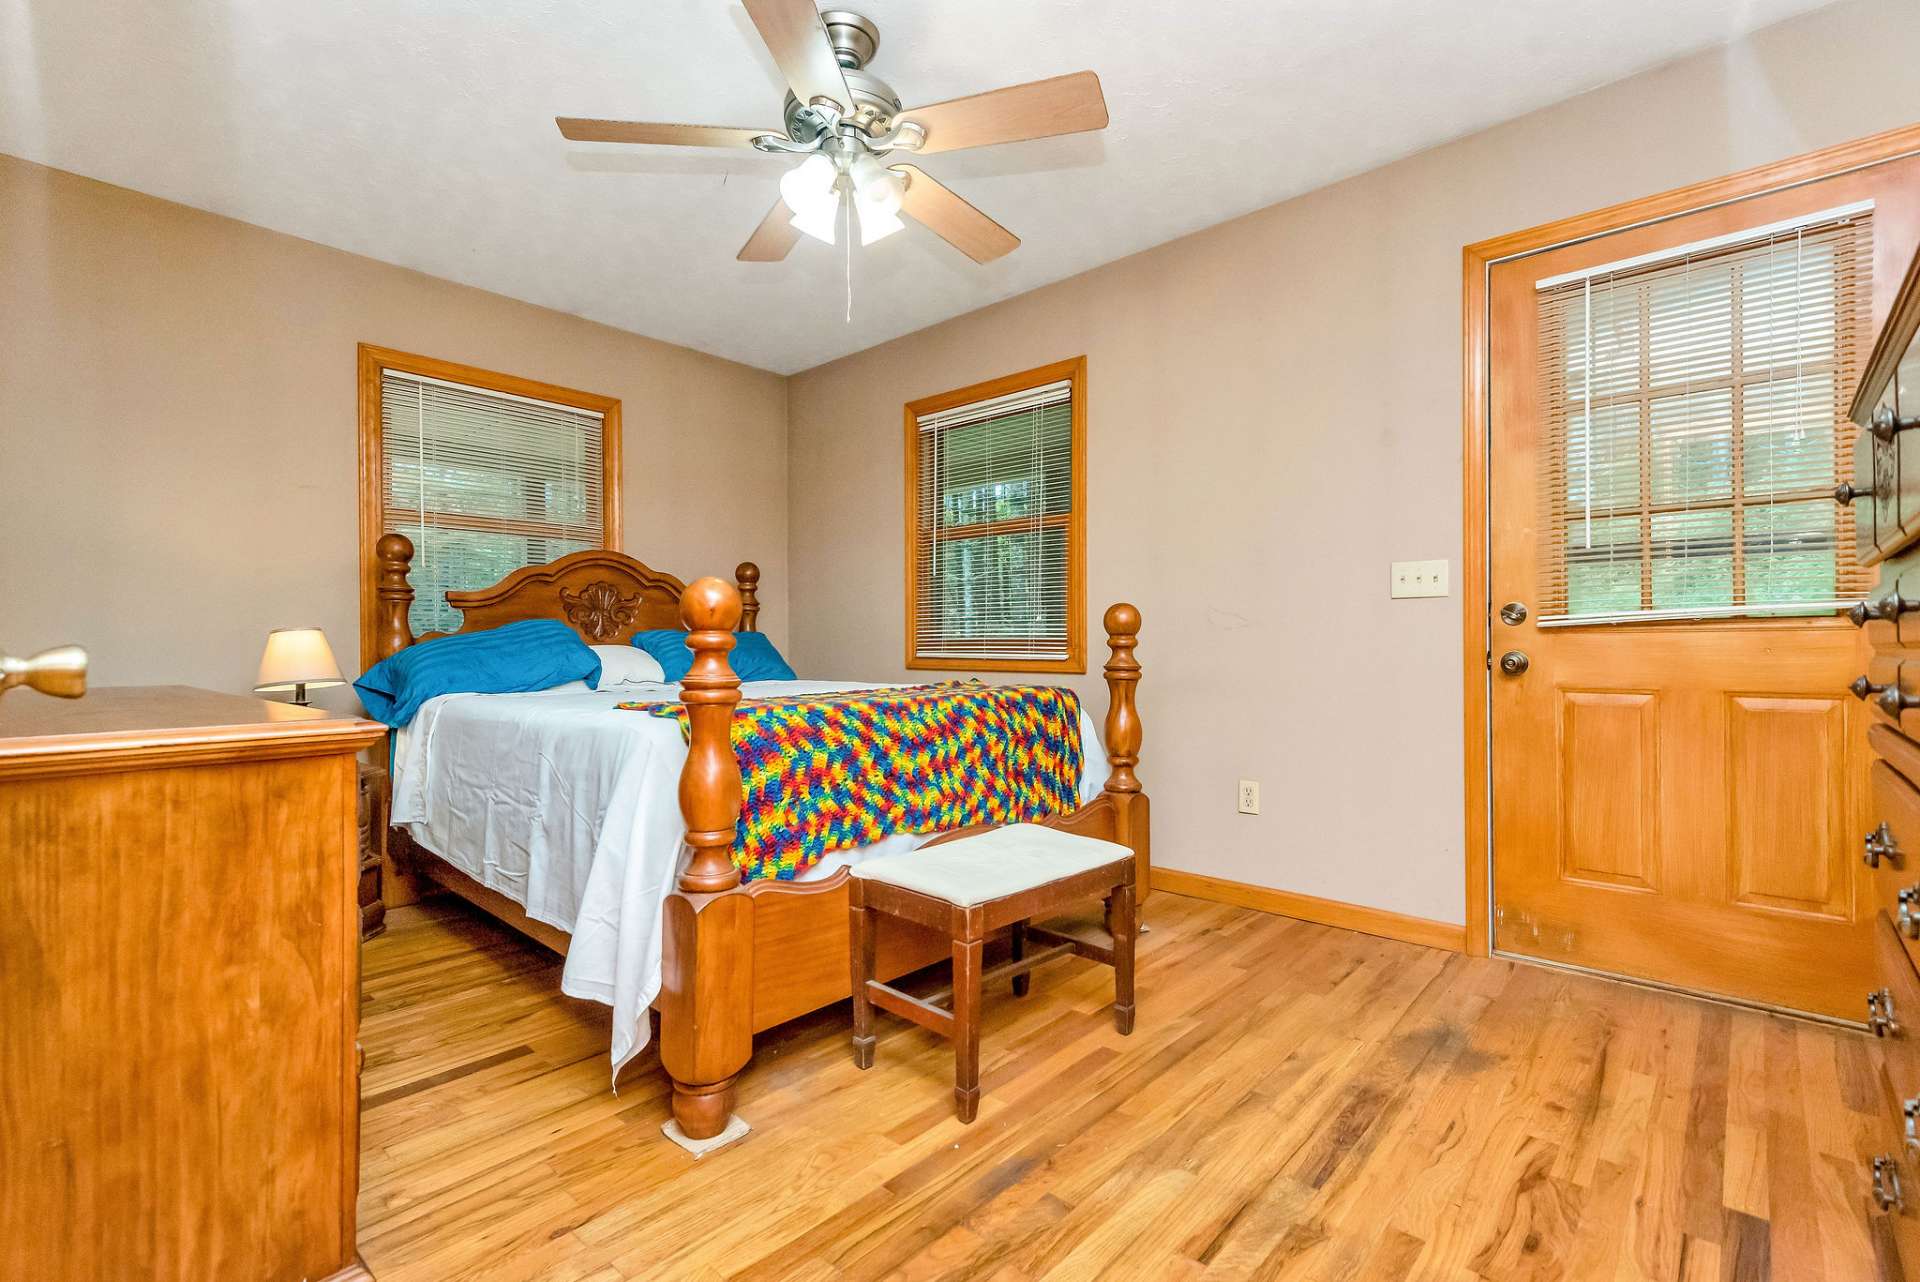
(848, 824, 1138, 1122)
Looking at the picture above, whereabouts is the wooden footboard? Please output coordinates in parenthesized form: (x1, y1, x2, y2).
(660, 589, 1147, 1141)
(368, 533, 1145, 1142)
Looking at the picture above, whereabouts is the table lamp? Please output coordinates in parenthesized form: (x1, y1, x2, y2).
(255, 627, 344, 706)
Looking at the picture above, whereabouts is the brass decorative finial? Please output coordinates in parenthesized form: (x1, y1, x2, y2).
(0, 645, 89, 699)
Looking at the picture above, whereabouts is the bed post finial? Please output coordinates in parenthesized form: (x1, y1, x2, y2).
(677, 577, 744, 894)
(735, 562, 761, 633)
(1102, 603, 1142, 794)
(374, 533, 417, 661)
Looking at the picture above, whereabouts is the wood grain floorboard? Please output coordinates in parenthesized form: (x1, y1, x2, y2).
(358, 895, 1894, 1281)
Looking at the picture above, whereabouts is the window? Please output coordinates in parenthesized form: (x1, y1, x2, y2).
(1534, 207, 1874, 623)
(357, 346, 621, 664)
(905, 358, 1086, 672)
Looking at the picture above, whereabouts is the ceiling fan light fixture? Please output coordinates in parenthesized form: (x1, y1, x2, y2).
(848, 153, 902, 214)
(789, 191, 842, 244)
(856, 199, 904, 245)
(780, 152, 841, 244)
(779, 153, 836, 210)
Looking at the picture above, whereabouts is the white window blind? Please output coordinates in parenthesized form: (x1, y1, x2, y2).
(912, 378, 1075, 663)
(1534, 207, 1874, 624)
(380, 370, 605, 637)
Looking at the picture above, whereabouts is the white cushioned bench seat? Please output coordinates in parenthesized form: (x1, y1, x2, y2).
(851, 824, 1132, 906)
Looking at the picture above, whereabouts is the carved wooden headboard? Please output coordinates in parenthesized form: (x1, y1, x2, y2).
(370, 532, 761, 662)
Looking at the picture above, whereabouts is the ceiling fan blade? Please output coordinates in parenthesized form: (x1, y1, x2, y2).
(738, 198, 802, 262)
(898, 71, 1108, 155)
(556, 119, 772, 147)
(743, 0, 853, 113)
(893, 166, 1019, 264)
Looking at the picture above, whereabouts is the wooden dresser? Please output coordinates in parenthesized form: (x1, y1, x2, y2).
(0, 687, 385, 1282)
(1844, 237, 1920, 1266)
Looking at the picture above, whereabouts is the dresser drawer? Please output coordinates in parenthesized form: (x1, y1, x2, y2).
(1872, 913, 1920, 1276)
(1851, 380, 1912, 560)
(1861, 652, 1920, 735)
(1874, 762, 1920, 945)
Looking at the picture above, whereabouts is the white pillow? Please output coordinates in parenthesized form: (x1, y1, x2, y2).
(591, 645, 667, 688)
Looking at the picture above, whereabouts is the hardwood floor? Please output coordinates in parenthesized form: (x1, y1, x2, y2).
(359, 894, 1893, 1281)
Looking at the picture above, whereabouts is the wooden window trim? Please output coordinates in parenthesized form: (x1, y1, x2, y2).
(356, 343, 623, 670)
(902, 356, 1087, 674)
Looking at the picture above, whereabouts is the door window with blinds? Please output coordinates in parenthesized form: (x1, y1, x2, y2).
(358, 348, 620, 657)
(1534, 206, 1874, 624)
(905, 358, 1086, 672)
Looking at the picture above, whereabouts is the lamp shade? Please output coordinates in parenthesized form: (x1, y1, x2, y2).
(255, 627, 344, 694)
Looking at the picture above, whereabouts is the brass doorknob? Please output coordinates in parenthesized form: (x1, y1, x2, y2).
(1498, 650, 1529, 676)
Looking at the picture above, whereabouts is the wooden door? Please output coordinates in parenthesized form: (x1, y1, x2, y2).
(1489, 157, 1920, 1019)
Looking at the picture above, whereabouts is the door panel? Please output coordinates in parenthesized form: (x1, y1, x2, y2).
(1558, 690, 1660, 890)
(1725, 694, 1848, 917)
(1489, 155, 1920, 1017)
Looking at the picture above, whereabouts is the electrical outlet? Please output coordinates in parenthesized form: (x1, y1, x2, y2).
(1237, 779, 1260, 815)
(1391, 559, 1450, 599)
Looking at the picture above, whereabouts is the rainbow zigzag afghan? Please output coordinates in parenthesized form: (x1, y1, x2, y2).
(618, 682, 1083, 881)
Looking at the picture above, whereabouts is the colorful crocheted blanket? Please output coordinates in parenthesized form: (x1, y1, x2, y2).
(618, 682, 1083, 881)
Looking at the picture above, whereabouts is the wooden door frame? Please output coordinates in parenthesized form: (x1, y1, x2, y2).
(1460, 122, 1920, 958)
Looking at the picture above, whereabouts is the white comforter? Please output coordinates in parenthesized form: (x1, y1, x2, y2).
(390, 679, 1108, 1076)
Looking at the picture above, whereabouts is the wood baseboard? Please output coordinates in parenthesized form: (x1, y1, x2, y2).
(1151, 868, 1466, 953)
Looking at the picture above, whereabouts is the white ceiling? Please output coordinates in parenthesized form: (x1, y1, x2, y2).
(2, 0, 1836, 373)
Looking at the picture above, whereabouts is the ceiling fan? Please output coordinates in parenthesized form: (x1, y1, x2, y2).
(556, 0, 1108, 265)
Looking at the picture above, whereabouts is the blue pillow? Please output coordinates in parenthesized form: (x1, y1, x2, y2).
(632, 629, 796, 683)
(732, 632, 797, 681)
(353, 619, 601, 727)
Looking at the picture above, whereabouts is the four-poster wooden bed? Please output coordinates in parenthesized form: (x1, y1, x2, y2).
(369, 532, 1148, 1141)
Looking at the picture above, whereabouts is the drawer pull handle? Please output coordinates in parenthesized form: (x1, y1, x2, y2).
(1871, 987, 1900, 1037)
(1904, 1099, 1920, 1154)
(1876, 1155, 1905, 1211)
(1850, 593, 1920, 626)
(1902, 888, 1920, 939)
(1868, 823, 1904, 870)
(1836, 481, 1871, 506)
(1871, 406, 1920, 443)
(1852, 677, 1920, 717)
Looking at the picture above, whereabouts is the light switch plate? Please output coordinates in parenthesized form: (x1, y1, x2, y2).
(1391, 559, 1450, 599)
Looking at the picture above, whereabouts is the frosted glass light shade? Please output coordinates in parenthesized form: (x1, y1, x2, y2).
(779, 154, 835, 211)
(789, 193, 841, 245)
(255, 627, 344, 694)
(857, 200, 904, 245)
(848, 154, 902, 214)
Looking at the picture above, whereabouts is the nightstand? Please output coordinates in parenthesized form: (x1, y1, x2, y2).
(357, 760, 386, 939)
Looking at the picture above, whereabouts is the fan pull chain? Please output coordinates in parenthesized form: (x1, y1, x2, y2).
(845, 194, 853, 324)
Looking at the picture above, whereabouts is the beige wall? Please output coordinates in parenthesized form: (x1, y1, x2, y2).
(786, 0, 1920, 927)
(6, 0, 1919, 926)
(0, 154, 788, 713)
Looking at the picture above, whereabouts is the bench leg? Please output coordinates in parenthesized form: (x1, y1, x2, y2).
(1110, 883, 1136, 1036)
(850, 891, 876, 1070)
(1010, 919, 1030, 997)
(952, 936, 983, 1123)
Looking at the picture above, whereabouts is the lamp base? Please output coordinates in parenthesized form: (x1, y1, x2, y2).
(290, 682, 310, 707)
